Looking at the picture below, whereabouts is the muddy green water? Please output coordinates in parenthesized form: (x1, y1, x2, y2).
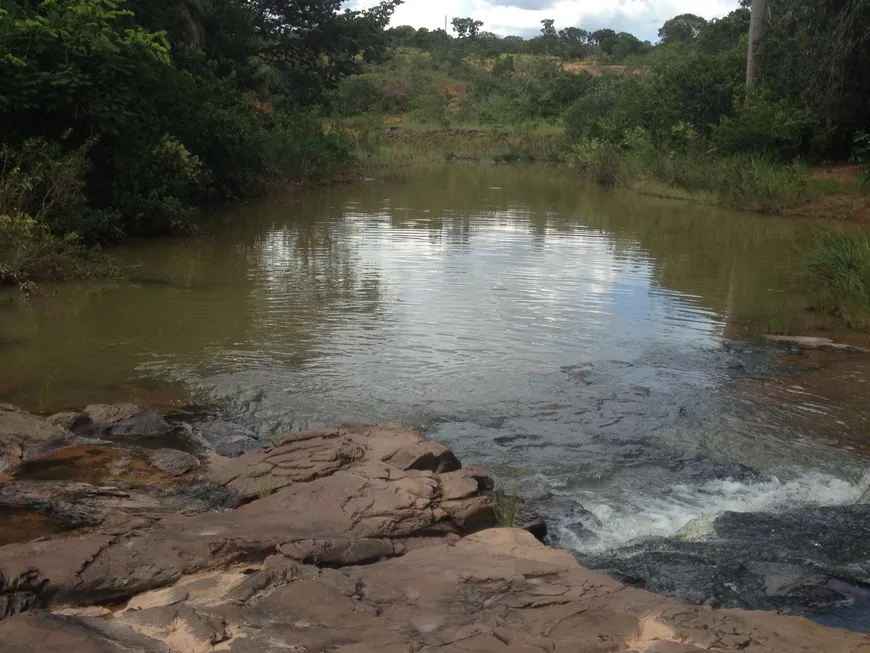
(3, 164, 870, 625)
(2, 165, 861, 411)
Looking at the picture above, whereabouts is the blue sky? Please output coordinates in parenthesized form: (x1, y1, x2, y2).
(351, 0, 741, 42)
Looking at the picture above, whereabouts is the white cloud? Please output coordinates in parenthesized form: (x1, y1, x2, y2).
(352, 0, 740, 41)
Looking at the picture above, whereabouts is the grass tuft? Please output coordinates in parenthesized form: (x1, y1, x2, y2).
(804, 230, 870, 327)
(258, 481, 275, 499)
(493, 486, 520, 528)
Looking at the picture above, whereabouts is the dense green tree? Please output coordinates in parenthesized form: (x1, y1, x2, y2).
(758, 0, 870, 154)
(451, 17, 483, 39)
(696, 8, 750, 54)
(591, 29, 618, 54)
(658, 14, 708, 44)
(540, 19, 557, 38)
(0, 0, 403, 238)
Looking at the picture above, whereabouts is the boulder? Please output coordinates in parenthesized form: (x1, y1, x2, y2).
(48, 411, 96, 434)
(82, 404, 172, 439)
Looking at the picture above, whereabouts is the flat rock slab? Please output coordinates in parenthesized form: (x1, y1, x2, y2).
(5, 529, 860, 653)
(0, 464, 493, 611)
(208, 421, 462, 501)
(0, 611, 174, 653)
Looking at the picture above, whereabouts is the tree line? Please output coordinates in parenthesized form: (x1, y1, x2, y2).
(378, 0, 870, 162)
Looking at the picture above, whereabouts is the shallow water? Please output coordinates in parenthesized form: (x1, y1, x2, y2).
(3, 164, 870, 626)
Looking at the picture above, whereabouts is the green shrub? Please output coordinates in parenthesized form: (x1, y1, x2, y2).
(0, 138, 89, 225)
(2, 0, 367, 242)
(492, 55, 515, 76)
(716, 156, 809, 212)
(564, 96, 616, 142)
(334, 76, 389, 116)
(567, 138, 630, 186)
(264, 115, 355, 182)
(712, 95, 813, 160)
(0, 213, 114, 286)
(409, 86, 451, 126)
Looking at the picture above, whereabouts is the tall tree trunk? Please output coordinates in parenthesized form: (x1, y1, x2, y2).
(746, 0, 767, 96)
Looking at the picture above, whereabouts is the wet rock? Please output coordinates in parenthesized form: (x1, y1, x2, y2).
(513, 499, 548, 540)
(479, 157, 497, 166)
(148, 449, 199, 477)
(0, 505, 80, 547)
(0, 480, 162, 536)
(82, 404, 173, 439)
(764, 335, 870, 353)
(0, 405, 98, 473)
(583, 504, 870, 616)
(7, 445, 231, 524)
(190, 419, 259, 457)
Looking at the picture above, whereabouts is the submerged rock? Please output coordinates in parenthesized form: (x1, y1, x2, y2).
(189, 419, 259, 457)
(764, 335, 870, 354)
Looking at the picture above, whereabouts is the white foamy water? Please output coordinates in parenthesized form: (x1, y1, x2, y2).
(557, 472, 870, 554)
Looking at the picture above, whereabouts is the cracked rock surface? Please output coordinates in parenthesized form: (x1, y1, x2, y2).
(0, 413, 868, 652)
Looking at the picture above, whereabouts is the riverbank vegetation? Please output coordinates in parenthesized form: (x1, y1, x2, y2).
(334, 1, 870, 220)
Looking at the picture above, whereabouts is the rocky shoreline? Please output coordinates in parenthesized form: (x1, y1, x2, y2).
(0, 403, 868, 651)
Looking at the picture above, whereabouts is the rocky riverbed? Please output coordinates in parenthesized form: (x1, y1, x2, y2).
(0, 403, 869, 652)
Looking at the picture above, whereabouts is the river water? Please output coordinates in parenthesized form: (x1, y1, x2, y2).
(2, 164, 870, 628)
